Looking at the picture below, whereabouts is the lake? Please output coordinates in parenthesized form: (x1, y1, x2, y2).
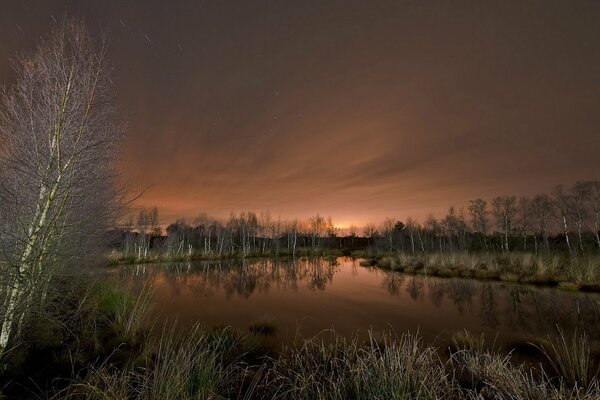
(117, 257, 600, 349)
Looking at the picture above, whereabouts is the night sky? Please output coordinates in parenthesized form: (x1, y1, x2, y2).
(2, 1, 600, 227)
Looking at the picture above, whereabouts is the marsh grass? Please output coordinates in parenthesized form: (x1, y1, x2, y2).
(261, 331, 454, 399)
(107, 248, 348, 266)
(85, 280, 154, 342)
(449, 330, 600, 399)
(63, 324, 247, 400)
(49, 325, 600, 400)
(535, 328, 600, 389)
(366, 252, 600, 290)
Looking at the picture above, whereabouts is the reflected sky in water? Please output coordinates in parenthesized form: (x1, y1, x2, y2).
(118, 257, 600, 346)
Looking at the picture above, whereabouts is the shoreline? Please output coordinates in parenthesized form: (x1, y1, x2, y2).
(110, 250, 600, 293)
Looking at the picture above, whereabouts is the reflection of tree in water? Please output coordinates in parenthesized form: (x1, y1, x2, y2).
(447, 280, 477, 314)
(306, 258, 337, 291)
(120, 257, 337, 299)
(503, 286, 532, 332)
(426, 280, 447, 308)
(381, 271, 405, 295)
(528, 290, 572, 334)
(378, 271, 600, 340)
(573, 296, 600, 336)
(522, 289, 600, 342)
(120, 259, 600, 341)
(406, 277, 424, 300)
(222, 270, 257, 298)
(479, 283, 500, 328)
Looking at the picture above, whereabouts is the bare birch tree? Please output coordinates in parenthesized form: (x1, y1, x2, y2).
(0, 20, 124, 355)
(363, 222, 378, 240)
(531, 194, 553, 252)
(468, 198, 489, 249)
(517, 196, 532, 251)
(589, 181, 600, 252)
(425, 214, 442, 252)
(381, 217, 396, 252)
(571, 181, 591, 253)
(551, 185, 573, 255)
(491, 196, 517, 252)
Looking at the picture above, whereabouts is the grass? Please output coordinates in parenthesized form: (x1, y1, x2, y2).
(64, 324, 245, 400)
(362, 251, 600, 291)
(536, 328, 600, 388)
(262, 331, 454, 399)
(90, 281, 153, 339)
(448, 330, 600, 399)
(60, 327, 600, 400)
(107, 248, 348, 266)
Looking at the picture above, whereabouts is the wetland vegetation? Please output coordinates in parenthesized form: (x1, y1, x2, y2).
(3, 258, 600, 399)
(1, 16, 600, 400)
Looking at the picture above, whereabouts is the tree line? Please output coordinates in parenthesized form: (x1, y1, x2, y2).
(116, 210, 350, 259)
(117, 181, 600, 259)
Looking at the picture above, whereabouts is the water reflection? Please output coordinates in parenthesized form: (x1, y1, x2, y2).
(119, 257, 600, 345)
(125, 258, 338, 299)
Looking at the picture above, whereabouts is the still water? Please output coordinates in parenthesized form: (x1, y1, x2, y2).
(118, 257, 600, 347)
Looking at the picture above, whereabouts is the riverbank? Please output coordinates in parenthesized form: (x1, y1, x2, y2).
(360, 251, 600, 292)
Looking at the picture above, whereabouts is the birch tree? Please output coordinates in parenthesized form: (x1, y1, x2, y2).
(0, 20, 124, 355)
(468, 198, 489, 249)
(589, 181, 600, 252)
(531, 194, 553, 252)
(551, 185, 573, 255)
(571, 181, 591, 253)
(517, 196, 532, 251)
(442, 207, 459, 251)
(381, 218, 396, 252)
(363, 222, 378, 240)
(491, 196, 517, 252)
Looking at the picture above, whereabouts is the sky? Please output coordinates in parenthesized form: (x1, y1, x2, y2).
(1, 1, 600, 228)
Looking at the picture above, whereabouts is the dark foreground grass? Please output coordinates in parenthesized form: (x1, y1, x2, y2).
(360, 252, 600, 292)
(62, 328, 600, 400)
(1, 280, 599, 399)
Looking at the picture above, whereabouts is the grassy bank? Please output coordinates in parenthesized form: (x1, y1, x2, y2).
(1, 279, 599, 399)
(359, 252, 600, 292)
(107, 248, 348, 266)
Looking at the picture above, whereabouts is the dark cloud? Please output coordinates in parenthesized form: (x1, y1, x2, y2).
(2, 0, 600, 226)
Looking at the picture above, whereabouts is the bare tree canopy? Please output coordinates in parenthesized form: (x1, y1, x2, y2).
(0, 19, 124, 353)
